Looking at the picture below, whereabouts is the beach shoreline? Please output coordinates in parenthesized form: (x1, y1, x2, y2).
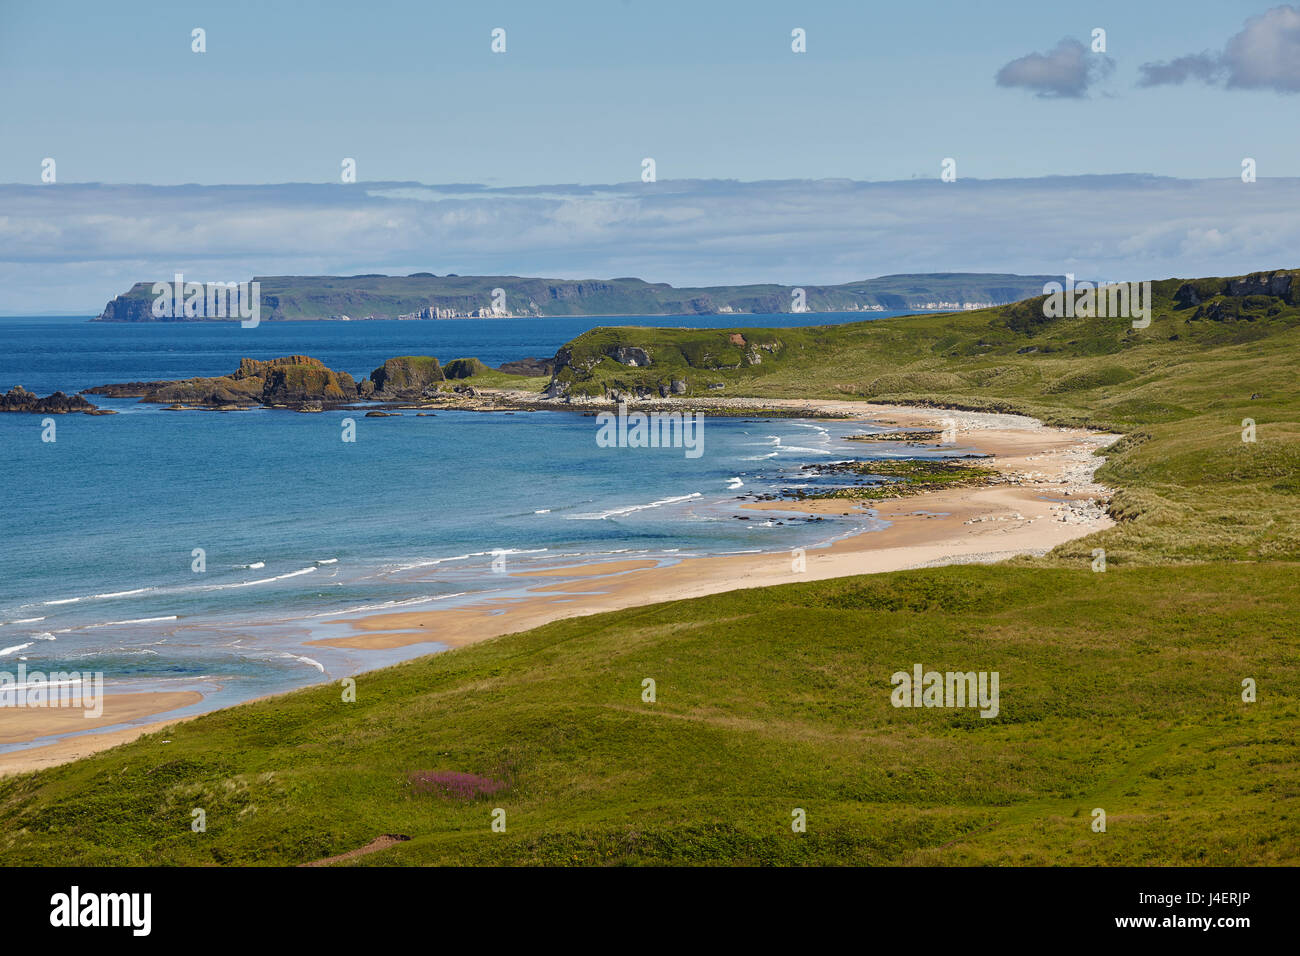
(311, 400, 1117, 648)
(0, 400, 1117, 773)
(0, 691, 203, 777)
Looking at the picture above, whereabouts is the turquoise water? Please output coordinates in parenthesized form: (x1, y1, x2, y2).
(0, 313, 941, 737)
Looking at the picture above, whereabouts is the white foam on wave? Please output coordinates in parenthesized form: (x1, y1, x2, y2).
(202, 567, 317, 590)
(85, 615, 178, 629)
(316, 558, 338, 565)
(742, 452, 779, 461)
(42, 587, 153, 606)
(0, 617, 45, 627)
(771, 444, 837, 456)
(566, 493, 703, 521)
(0, 642, 33, 657)
(307, 592, 471, 617)
(283, 653, 325, 673)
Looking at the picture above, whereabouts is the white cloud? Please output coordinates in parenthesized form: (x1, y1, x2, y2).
(995, 38, 1113, 98)
(1140, 5, 1300, 93)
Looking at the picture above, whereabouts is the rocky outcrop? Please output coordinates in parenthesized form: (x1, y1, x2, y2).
(91, 356, 357, 408)
(1174, 270, 1297, 312)
(611, 346, 652, 367)
(369, 356, 444, 399)
(1, 386, 99, 414)
(442, 357, 491, 379)
(497, 357, 553, 377)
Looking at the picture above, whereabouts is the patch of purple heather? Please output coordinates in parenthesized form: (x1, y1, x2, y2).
(409, 771, 508, 799)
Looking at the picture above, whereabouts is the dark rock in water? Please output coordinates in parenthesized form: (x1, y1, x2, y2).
(0, 386, 99, 414)
(83, 381, 170, 398)
(498, 356, 553, 377)
(365, 410, 400, 417)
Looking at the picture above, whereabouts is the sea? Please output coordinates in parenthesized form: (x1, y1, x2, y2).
(0, 311, 957, 744)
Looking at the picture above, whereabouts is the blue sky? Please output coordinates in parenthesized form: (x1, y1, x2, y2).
(2, 1, 1299, 310)
(3, 0, 1296, 185)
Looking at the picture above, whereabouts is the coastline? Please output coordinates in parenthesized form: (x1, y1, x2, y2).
(1, 401, 1117, 773)
(0, 691, 203, 777)
(312, 401, 1116, 648)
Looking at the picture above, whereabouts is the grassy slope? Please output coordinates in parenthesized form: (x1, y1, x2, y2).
(1, 566, 1294, 866)
(552, 276, 1300, 567)
(3, 271, 1297, 865)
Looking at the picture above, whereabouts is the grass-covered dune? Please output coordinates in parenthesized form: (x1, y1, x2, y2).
(2, 267, 1297, 866)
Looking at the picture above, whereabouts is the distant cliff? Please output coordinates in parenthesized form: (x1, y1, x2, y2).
(94, 273, 1064, 322)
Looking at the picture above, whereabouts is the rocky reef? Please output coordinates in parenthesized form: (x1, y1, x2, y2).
(83, 353, 526, 409)
(87, 356, 358, 408)
(0, 386, 102, 414)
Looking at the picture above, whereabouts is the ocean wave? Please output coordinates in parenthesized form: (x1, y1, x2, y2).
(566, 493, 703, 520)
(201, 567, 317, 590)
(771, 444, 837, 455)
(388, 548, 548, 573)
(283, 653, 325, 673)
(0, 617, 45, 627)
(0, 642, 33, 657)
(316, 558, 339, 565)
(307, 592, 471, 617)
(84, 615, 179, 629)
(41, 587, 154, 606)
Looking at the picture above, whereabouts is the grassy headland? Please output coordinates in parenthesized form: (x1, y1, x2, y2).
(2, 268, 1297, 866)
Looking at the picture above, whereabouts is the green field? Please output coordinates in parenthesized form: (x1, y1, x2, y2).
(2, 269, 1297, 866)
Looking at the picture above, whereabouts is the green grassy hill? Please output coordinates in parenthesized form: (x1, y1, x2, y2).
(3, 268, 1297, 866)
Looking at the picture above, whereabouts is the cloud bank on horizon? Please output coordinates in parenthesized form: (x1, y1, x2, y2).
(3, 175, 1298, 314)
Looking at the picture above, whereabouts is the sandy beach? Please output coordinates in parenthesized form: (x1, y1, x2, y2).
(1, 401, 1115, 773)
(0, 691, 203, 776)
(310, 402, 1117, 652)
